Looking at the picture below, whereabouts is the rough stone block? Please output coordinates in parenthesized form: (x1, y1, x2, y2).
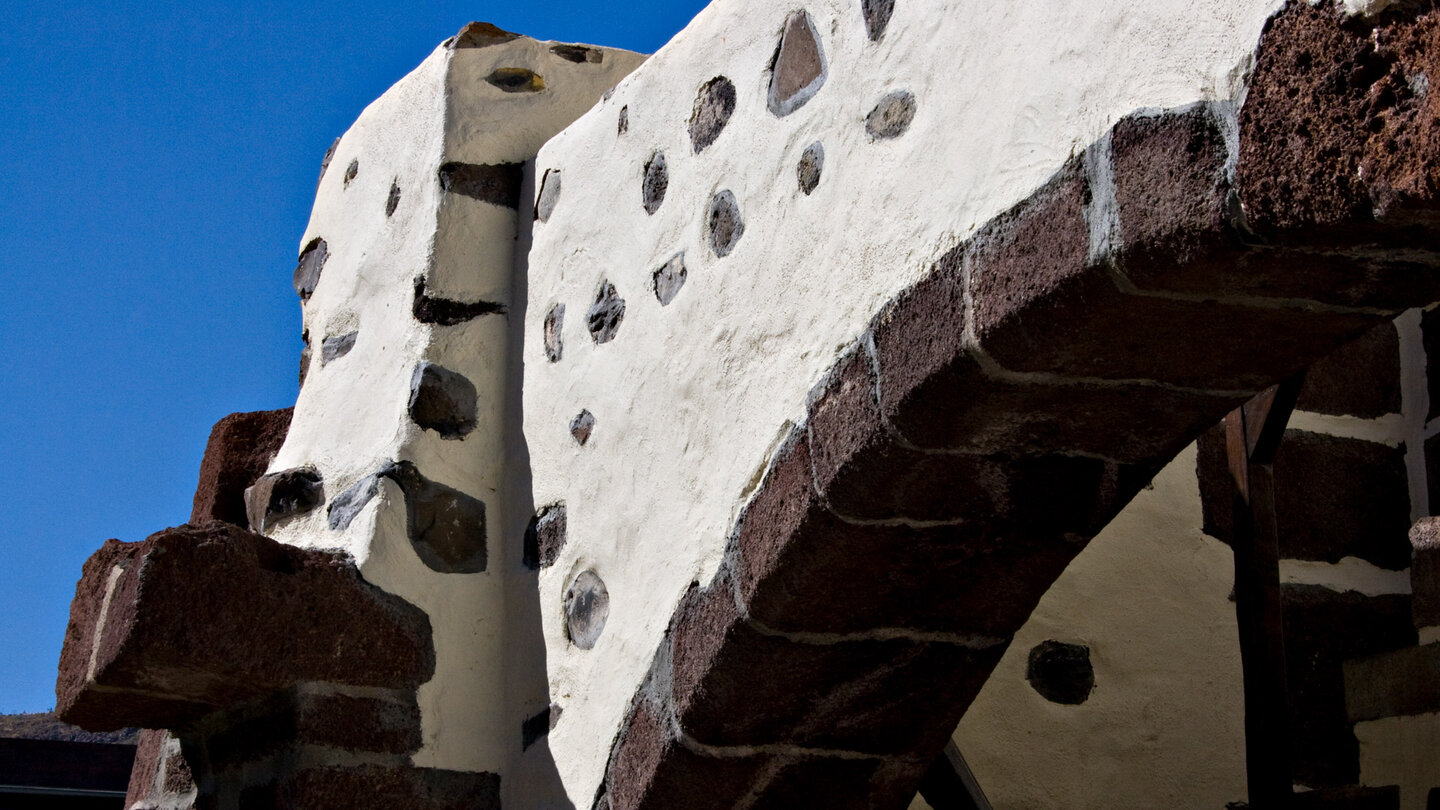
(750, 755, 882, 810)
(1345, 642, 1440, 722)
(1296, 320, 1402, 419)
(1282, 584, 1417, 787)
(55, 522, 433, 731)
(244, 467, 324, 535)
(603, 700, 768, 810)
(190, 408, 293, 529)
(1198, 428, 1413, 570)
(668, 573, 1001, 755)
(272, 764, 500, 810)
(203, 688, 422, 767)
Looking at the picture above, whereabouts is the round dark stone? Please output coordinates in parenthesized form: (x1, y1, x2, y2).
(618, 105, 629, 135)
(544, 304, 565, 362)
(535, 169, 562, 222)
(642, 152, 668, 215)
(1026, 640, 1095, 705)
(707, 190, 745, 257)
(386, 182, 401, 217)
(587, 282, 626, 344)
(866, 90, 917, 140)
(564, 570, 609, 650)
(344, 159, 359, 187)
(653, 252, 687, 305)
(798, 142, 824, 195)
(689, 77, 737, 154)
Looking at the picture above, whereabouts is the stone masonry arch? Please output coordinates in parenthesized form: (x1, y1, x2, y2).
(591, 5, 1440, 808)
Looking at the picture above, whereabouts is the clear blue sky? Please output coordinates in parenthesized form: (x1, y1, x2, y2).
(0, 0, 709, 714)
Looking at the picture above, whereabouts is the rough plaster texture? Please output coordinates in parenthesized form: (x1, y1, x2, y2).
(1357, 713, 1440, 810)
(524, 0, 1284, 799)
(261, 30, 645, 783)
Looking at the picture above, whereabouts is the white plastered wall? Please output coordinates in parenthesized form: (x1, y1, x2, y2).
(524, 0, 1290, 801)
(261, 33, 645, 779)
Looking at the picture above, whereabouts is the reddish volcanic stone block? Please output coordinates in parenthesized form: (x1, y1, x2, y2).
(190, 408, 293, 529)
(603, 700, 768, 810)
(204, 688, 422, 767)
(272, 764, 500, 810)
(750, 755, 883, 810)
(1200, 428, 1412, 570)
(1296, 320, 1402, 419)
(56, 522, 433, 731)
(1282, 585, 1416, 787)
(668, 574, 1001, 755)
(1344, 642, 1440, 723)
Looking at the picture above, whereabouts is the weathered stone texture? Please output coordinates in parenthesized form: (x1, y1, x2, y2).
(379, 461, 487, 574)
(191, 408, 293, 529)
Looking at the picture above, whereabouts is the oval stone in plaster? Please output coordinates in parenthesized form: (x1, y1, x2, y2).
(798, 142, 825, 195)
(689, 76, 737, 153)
(642, 152, 668, 215)
(565, 570, 610, 650)
(1026, 640, 1095, 705)
(866, 90, 917, 140)
(707, 190, 745, 257)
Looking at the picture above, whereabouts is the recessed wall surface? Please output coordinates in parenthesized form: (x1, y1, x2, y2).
(524, 0, 1282, 799)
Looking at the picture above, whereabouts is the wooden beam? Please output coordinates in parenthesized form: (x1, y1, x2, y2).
(917, 741, 993, 810)
(1226, 373, 1304, 809)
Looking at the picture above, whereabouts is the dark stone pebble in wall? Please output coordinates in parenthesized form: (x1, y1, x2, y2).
(245, 467, 325, 534)
(550, 44, 603, 63)
(768, 10, 827, 117)
(523, 504, 567, 570)
(321, 331, 358, 366)
(453, 22, 520, 49)
(1025, 640, 1095, 705)
(317, 137, 340, 190)
(328, 475, 380, 531)
(565, 570, 610, 649)
(862, 0, 896, 41)
(618, 105, 629, 135)
(689, 77, 737, 154)
(386, 181, 401, 217)
(487, 68, 546, 93)
(654, 252, 687, 305)
(866, 90, 916, 139)
(293, 238, 328, 301)
(587, 282, 626, 344)
(798, 142, 825, 195)
(379, 461, 487, 574)
(642, 152, 668, 215)
(408, 362, 479, 439)
(343, 159, 359, 188)
(707, 190, 745, 257)
(545, 304, 565, 362)
(570, 410, 596, 445)
(535, 168, 562, 222)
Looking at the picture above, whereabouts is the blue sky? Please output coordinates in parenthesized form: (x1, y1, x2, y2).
(0, 0, 709, 714)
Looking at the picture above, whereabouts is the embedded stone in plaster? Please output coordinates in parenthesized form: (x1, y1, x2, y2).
(486, 67, 546, 93)
(452, 21, 519, 49)
(386, 181, 401, 217)
(798, 142, 825, 195)
(343, 159, 359, 188)
(329, 474, 380, 532)
(523, 503, 567, 570)
(317, 137, 339, 190)
(587, 282, 626, 344)
(535, 168, 562, 222)
(298, 344, 311, 387)
(689, 76, 737, 153)
(550, 43, 603, 64)
(408, 362, 479, 439)
(412, 278, 507, 325)
(321, 331, 357, 366)
(244, 467, 324, 535)
(437, 161, 525, 209)
(768, 10, 827, 117)
(544, 304, 565, 362)
(293, 238, 328, 301)
(618, 105, 629, 135)
(570, 409, 596, 445)
(653, 252, 687, 305)
(642, 152, 668, 215)
(866, 90, 917, 139)
(564, 570, 610, 650)
(1025, 641, 1095, 705)
(707, 190, 745, 257)
(862, 0, 896, 41)
(379, 461, 487, 574)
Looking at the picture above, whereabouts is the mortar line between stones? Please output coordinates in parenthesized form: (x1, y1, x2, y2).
(744, 616, 1008, 649)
